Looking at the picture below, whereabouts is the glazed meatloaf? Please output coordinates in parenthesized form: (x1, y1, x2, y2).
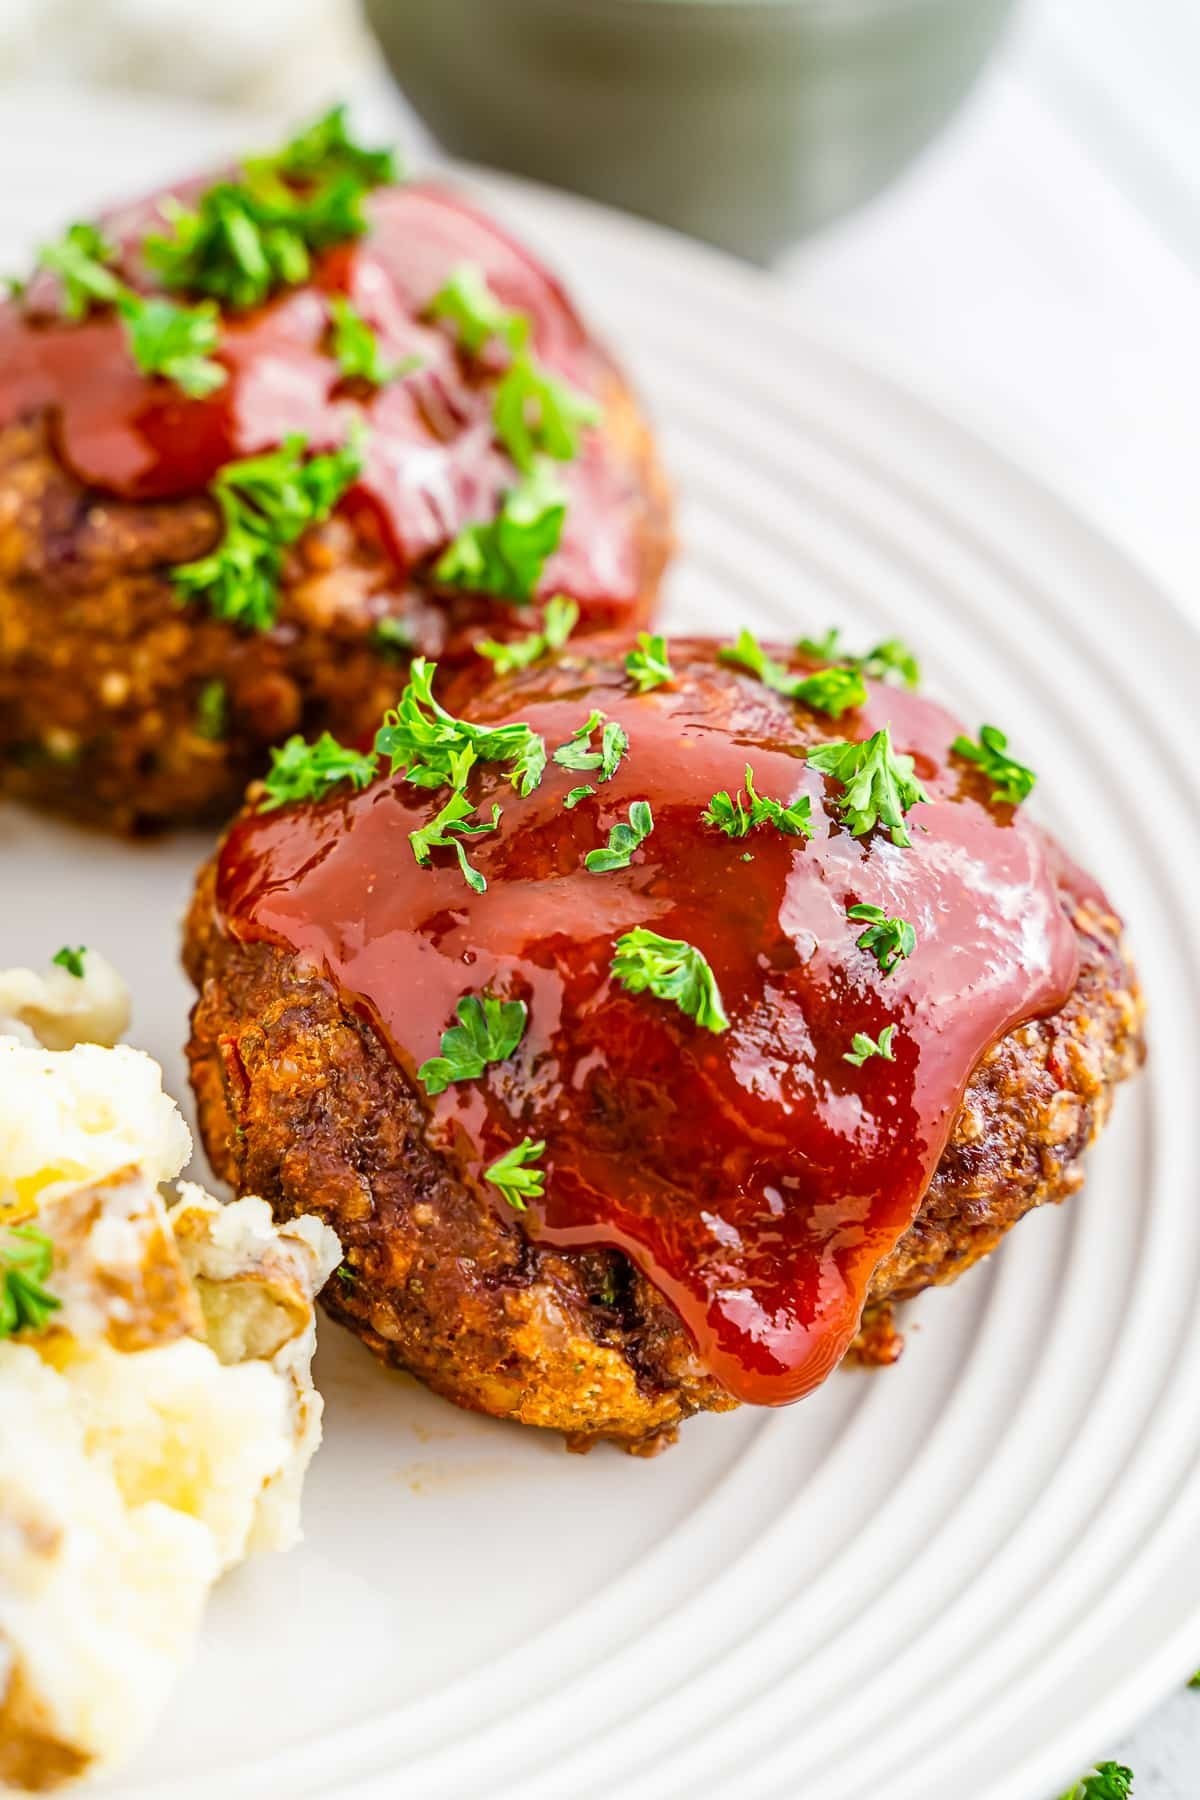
(185, 634, 1143, 1453)
(0, 109, 671, 832)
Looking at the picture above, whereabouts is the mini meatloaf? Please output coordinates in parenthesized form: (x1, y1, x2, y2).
(0, 110, 671, 832)
(184, 634, 1144, 1453)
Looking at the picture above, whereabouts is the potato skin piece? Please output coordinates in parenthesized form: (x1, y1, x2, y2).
(184, 843, 1143, 1454)
(0, 377, 671, 833)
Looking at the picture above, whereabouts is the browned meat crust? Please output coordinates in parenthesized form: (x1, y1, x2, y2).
(0, 381, 671, 832)
(184, 846, 1143, 1454)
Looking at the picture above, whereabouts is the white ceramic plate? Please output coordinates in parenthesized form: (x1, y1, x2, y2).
(3, 93, 1199, 1800)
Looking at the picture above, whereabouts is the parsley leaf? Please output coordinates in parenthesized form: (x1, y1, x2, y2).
(328, 294, 416, 387)
(259, 730, 378, 810)
(409, 790, 501, 893)
(374, 657, 546, 796)
(624, 632, 674, 694)
(1055, 1764, 1135, 1800)
(485, 1137, 546, 1211)
(703, 764, 814, 840)
(951, 723, 1036, 805)
(585, 800, 654, 873)
(35, 223, 226, 396)
(859, 637, 921, 688)
(847, 903, 916, 975)
(194, 679, 229, 740)
(118, 291, 226, 396)
(426, 262, 525, 355)
(263, 103, 397, 188)
(37, 221, 121, 316)
(145, 173, 370, 311)
(435, 462, 566, 603)
(844, 1024, 897, 1067)
(476, 595, 579, 676)
(493, 348, 600, 473)
(795, 627, 843, 662)
(552, 710, 629, 782)
(371, 616, 414, 660)
(796, 627, 921, 690)
(611, 928, 729, 1033)
(808, 726, 929, 848)
(719, 628, 867, 718)
(564, 784, 595, 809)
(417, 992, 528, 1095)
(52, 946, 87, 979)
(171, 429, 364, 630)
(0, 1226, 61, 1338)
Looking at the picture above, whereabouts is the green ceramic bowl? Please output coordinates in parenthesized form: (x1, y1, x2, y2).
(363, 0, 1014, 261)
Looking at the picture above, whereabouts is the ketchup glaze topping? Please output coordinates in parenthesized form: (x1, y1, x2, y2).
(0, 182, 644, 609)
(214, 642, 1081, 1407)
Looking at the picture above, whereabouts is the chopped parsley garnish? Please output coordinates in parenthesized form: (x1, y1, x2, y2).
(860, 637, 921, 688)
(37, 221, 121, 316)
(409, 791, 501, 893)
(1055, 1765, 1134, 1800)
(374, 657, 546, 796)
(259, 730, 378, 811)
(145, 110, 393, 312)
(261, 103, 398, 189)
(371, 616, 414, 660)
(552, 709, 629, 782)
(624, 632, 674, 694)
(951, 723, 1036, 805)
(847, 903, 916, 975)
(417, 992, 528, 1095)
(703, 764, 813, 840)
(145, 177, 366, 311)
(435, 462, 566, 603)
(719, 628, 866, 718)
(118, 292, 225, 396)
(328, 295, 416, 387)
(36, 222, 225, 396)
(171, 429, 364, 630)
(0, 1226, 61, 1338)
(476, 595, 578, 676)
(796, 628, 921, 690)
(585, 800, 654, 873)
(843, 1024, 897, 1067)
(611, 928, 729, 1034)
(493, 347, 600, 473)
(195, 675, 229, 739)
(336, 1263, 358, 1286)
(485, 1137, 546, 1211)
(564, 785, 595, 809)
(795, 627, 842, 662)
(808, 726, 929, 848)
(426, 263, 525, 356)
(51, 946, 87, 979)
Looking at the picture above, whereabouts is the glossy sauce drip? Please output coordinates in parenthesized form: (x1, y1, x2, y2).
(0, 183, 641, 606)
(215, 648, 1081, 1406)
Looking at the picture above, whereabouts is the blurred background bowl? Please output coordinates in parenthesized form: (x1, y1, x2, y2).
(362, 0, 1016, 262)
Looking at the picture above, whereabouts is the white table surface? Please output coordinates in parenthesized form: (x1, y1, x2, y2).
(4, 3, 1198, 1788)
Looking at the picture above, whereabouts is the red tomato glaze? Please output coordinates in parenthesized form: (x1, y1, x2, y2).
(214, 646, 1081, 1406)
(0, 183, 643, 608)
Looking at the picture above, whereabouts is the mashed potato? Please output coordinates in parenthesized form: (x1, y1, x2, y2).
(0, 990, 340, 1791)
